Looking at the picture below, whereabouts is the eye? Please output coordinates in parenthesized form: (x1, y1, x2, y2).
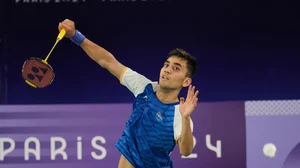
(174, 67, 180, 71)
(164, 63, 169, 67)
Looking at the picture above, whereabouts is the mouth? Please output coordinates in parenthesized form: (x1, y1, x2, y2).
(162, 75, 169, 80)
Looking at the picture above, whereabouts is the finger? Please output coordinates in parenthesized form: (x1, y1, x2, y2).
(193, 98, 198, 107)
(193, 90, 199, 99)
(180, 97, 185, 104)
(188, 86, 195, 100)
(187, 85, 192, 99)
(61, 22, 73, 32)
(190, 86, 195, 98)
(62, 19, 74, 27)
(58, 22, 62, 31)
(59, 22, 66, 30)
(65, 20, 74, 27)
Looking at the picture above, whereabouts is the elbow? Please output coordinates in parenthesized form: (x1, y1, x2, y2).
(180, 151, 192, 157)
(180, 148, 193, 156)
(179, 139, 194, 156)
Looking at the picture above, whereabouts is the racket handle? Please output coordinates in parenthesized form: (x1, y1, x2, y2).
(57, 29, 66, 40)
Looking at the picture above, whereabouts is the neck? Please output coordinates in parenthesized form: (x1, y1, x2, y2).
(156, 87, 180, 104)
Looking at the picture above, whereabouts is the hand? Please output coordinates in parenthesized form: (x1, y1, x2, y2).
(58, 19, 76, 38)
(179, 85, 199, 118)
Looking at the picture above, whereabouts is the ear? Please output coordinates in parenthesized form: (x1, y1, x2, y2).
(182, 77, 192, 87)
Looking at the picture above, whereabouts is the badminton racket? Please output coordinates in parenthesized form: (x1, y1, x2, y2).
(21, 29, 66, 88)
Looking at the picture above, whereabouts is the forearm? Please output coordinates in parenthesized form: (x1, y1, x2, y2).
(179, 117, 194, 156)
(80, 38, 116, 69)
(59, 20, 124, 77)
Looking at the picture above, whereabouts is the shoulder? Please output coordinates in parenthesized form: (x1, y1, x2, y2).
(120, 67, 157, 97)
(144, 81, 159, 93)
(119, 67, 142, 84)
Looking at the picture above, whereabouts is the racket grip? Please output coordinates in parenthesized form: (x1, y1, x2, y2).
(70, 30, 86, 46)
(57, 29, 66, 40)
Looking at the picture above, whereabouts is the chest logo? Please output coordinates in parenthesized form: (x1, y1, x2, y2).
(156, 112, 164, 121)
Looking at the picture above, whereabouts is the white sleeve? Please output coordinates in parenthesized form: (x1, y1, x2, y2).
(173, 105, 194, 142)
(119, 67, 152, 97)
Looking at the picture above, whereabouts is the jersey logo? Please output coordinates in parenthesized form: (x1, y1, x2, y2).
(143, 95, 148, 100)
(156, 111, 163, 121)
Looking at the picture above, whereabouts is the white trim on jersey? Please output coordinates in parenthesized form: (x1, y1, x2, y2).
(120, 67, 154, 97)
(120, 67, 194, 141)
(173, 105, 194, 142)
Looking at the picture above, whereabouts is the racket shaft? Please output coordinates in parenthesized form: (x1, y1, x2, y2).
(43, 29, 66, 63)
(44, 40, 59, 63)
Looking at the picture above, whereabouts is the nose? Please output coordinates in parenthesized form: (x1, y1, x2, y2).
(164, 66, 171, 74)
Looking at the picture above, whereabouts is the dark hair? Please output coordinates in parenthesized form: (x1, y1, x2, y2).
(167, 48, 197, 78)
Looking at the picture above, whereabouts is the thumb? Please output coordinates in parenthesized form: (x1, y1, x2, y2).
(58, 22, 63, 31)
(180, 97, 185, 104)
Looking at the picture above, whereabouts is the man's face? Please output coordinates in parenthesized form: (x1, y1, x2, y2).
(159, 56, 191, 90)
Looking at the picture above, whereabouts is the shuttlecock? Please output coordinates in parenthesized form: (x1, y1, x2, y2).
(263, 143, 277, 158)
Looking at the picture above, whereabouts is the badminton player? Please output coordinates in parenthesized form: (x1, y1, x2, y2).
(58, 19, 198, 168)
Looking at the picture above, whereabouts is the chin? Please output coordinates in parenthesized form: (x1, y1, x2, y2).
(158, 82, 168, 89)
(159, 84, 175, 91)
(159, 80, 175, 89)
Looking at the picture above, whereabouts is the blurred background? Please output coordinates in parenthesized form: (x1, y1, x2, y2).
(1, 0, 300, 104)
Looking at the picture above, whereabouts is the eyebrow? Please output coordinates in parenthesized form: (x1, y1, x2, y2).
(165, 60, 182, 67)
(174, 62, 182, 67)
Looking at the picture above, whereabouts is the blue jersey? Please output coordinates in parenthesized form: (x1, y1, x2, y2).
(116, 67, 194, 168)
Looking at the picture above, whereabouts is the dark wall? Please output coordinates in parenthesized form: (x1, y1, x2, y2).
(0, 0, 6, 104)
(2, 0, 300, 104)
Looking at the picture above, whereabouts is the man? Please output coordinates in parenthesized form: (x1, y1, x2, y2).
(58, 19, 198, 168)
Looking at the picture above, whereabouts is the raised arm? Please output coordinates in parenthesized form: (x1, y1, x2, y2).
(58, 19, 125, 81)
(58, 19, 152, 96)
(80, 38, 126, 81)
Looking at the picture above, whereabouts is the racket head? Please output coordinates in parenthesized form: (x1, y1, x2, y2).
(21, 57, 55, 88)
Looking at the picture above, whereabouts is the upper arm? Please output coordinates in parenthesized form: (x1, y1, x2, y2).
(81, 38, 126, 80)
(100, 54, 151, 96)
(100, 55, 127, 80)
(173, 105, 194, 144)
(119, 67, 152, 97)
